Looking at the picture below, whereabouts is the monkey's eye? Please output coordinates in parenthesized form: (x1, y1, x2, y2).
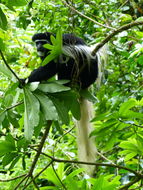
(36, 41, 46, 46)
(35, 40, 49, 46)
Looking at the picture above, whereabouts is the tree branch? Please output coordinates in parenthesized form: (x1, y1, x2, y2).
(30, 148, 142, 178)
(0, 174, 26, 182)
(28, 120, 52, 176)
(52, 163, 67, 190)
(62, 0, 115, 30)
(22, 160, 53, 190)
(0, 50, 21, 83)
(5, 101, 23, 111)
(14, 121, 52, 190)
(119, 177, 142, 190)
(92, 21, 143, 54)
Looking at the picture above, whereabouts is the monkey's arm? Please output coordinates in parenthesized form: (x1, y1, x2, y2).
(25, 61, 58, 83)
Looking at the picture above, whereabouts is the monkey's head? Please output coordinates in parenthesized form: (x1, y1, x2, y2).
(32, 32, 54, 60)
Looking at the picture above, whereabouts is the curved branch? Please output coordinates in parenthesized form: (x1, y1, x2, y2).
(0, 174, 26, 182)
(92, 21, 143, 54)
(0, 50, 21, 83)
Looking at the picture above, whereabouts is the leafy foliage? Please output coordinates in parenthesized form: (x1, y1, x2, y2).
(0, 0, 143, 189)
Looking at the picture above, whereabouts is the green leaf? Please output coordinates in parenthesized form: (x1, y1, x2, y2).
(119, 99, 137, 116)
(124, 152, 137, 161)
(119, 139, 143, 155)
(56, 30, 62, 50)
(8, 111, 20, 128)
(80, 89, 97, 102)
(2, 153, 18, 167)
(95, 119, 118, 135)
(0, 141, 16, 156)
(44, 167, 62, 186)
(92, 176, 104, 190)
(0, 38, 5, 50)
(0, 8, 7, 30)
(0, 64, 12, 79)
(123, 110, 143, 119)
(42, 53, 57, 66)
(9, 155, 21, 170)
(138, 55, 143, 65)
(57, 163, 65, 180)
(22, 156, 26, 170)
(50, 95, 69, 125)
(34, 112, 45, 137)
(92, 112, 111, 122)
(23, 87, 40, 141)
(0, 111, 6, 124)
(44, 44, 54, 50)
(5, 134, 15, 147)
(65, 177, 79, 190)
(17, 138, 29, 151)
(38, 82, 70, 93)
(34, 93, 58, 121)
(8, 0, 27, 6)
(42, 30, 62, 66)
(68, 168, 84, 178)
(50, 35, 56, 45)
(92, 175, 120, 190)
(70, 97, 81, 120)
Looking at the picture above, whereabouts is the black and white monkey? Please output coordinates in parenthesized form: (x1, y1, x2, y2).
(27, 32, 98, 89)
(23, 32, 106, 175)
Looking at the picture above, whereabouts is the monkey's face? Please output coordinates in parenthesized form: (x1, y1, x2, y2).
(34, 39, 50, 59)
(32, 32, 53, 60)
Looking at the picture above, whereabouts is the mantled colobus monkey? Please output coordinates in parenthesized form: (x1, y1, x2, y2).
(22, 32, 106, 175)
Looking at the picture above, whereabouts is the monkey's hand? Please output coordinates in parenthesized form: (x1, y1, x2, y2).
(18, 79, 26, 88)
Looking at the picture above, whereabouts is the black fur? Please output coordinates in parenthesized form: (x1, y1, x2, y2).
(26, 33, 98, 89)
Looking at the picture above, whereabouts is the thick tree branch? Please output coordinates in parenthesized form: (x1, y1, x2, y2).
(28, 120, 52, 176)
(92, 21, 143, 54)
(14, 121, 52, 190)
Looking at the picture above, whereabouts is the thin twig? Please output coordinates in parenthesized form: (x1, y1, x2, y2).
(0, 50, 21, 83)
(119, 177, 142, 190)
(30, 150, 142, 178)
(31, 175, 40, 190)
(119, 119, 143, 128)
(6, 101, 23, 111)
(96, 150, 115, 165)
(62, 1, 115, 30)
(22, 160, 53, 190)
(14, 174, 28, 190)
(0, 174, 26, 182)
(52, 163, 67, 190)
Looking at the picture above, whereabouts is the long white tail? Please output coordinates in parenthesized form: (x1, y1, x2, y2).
(77, 98, 96, 176)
